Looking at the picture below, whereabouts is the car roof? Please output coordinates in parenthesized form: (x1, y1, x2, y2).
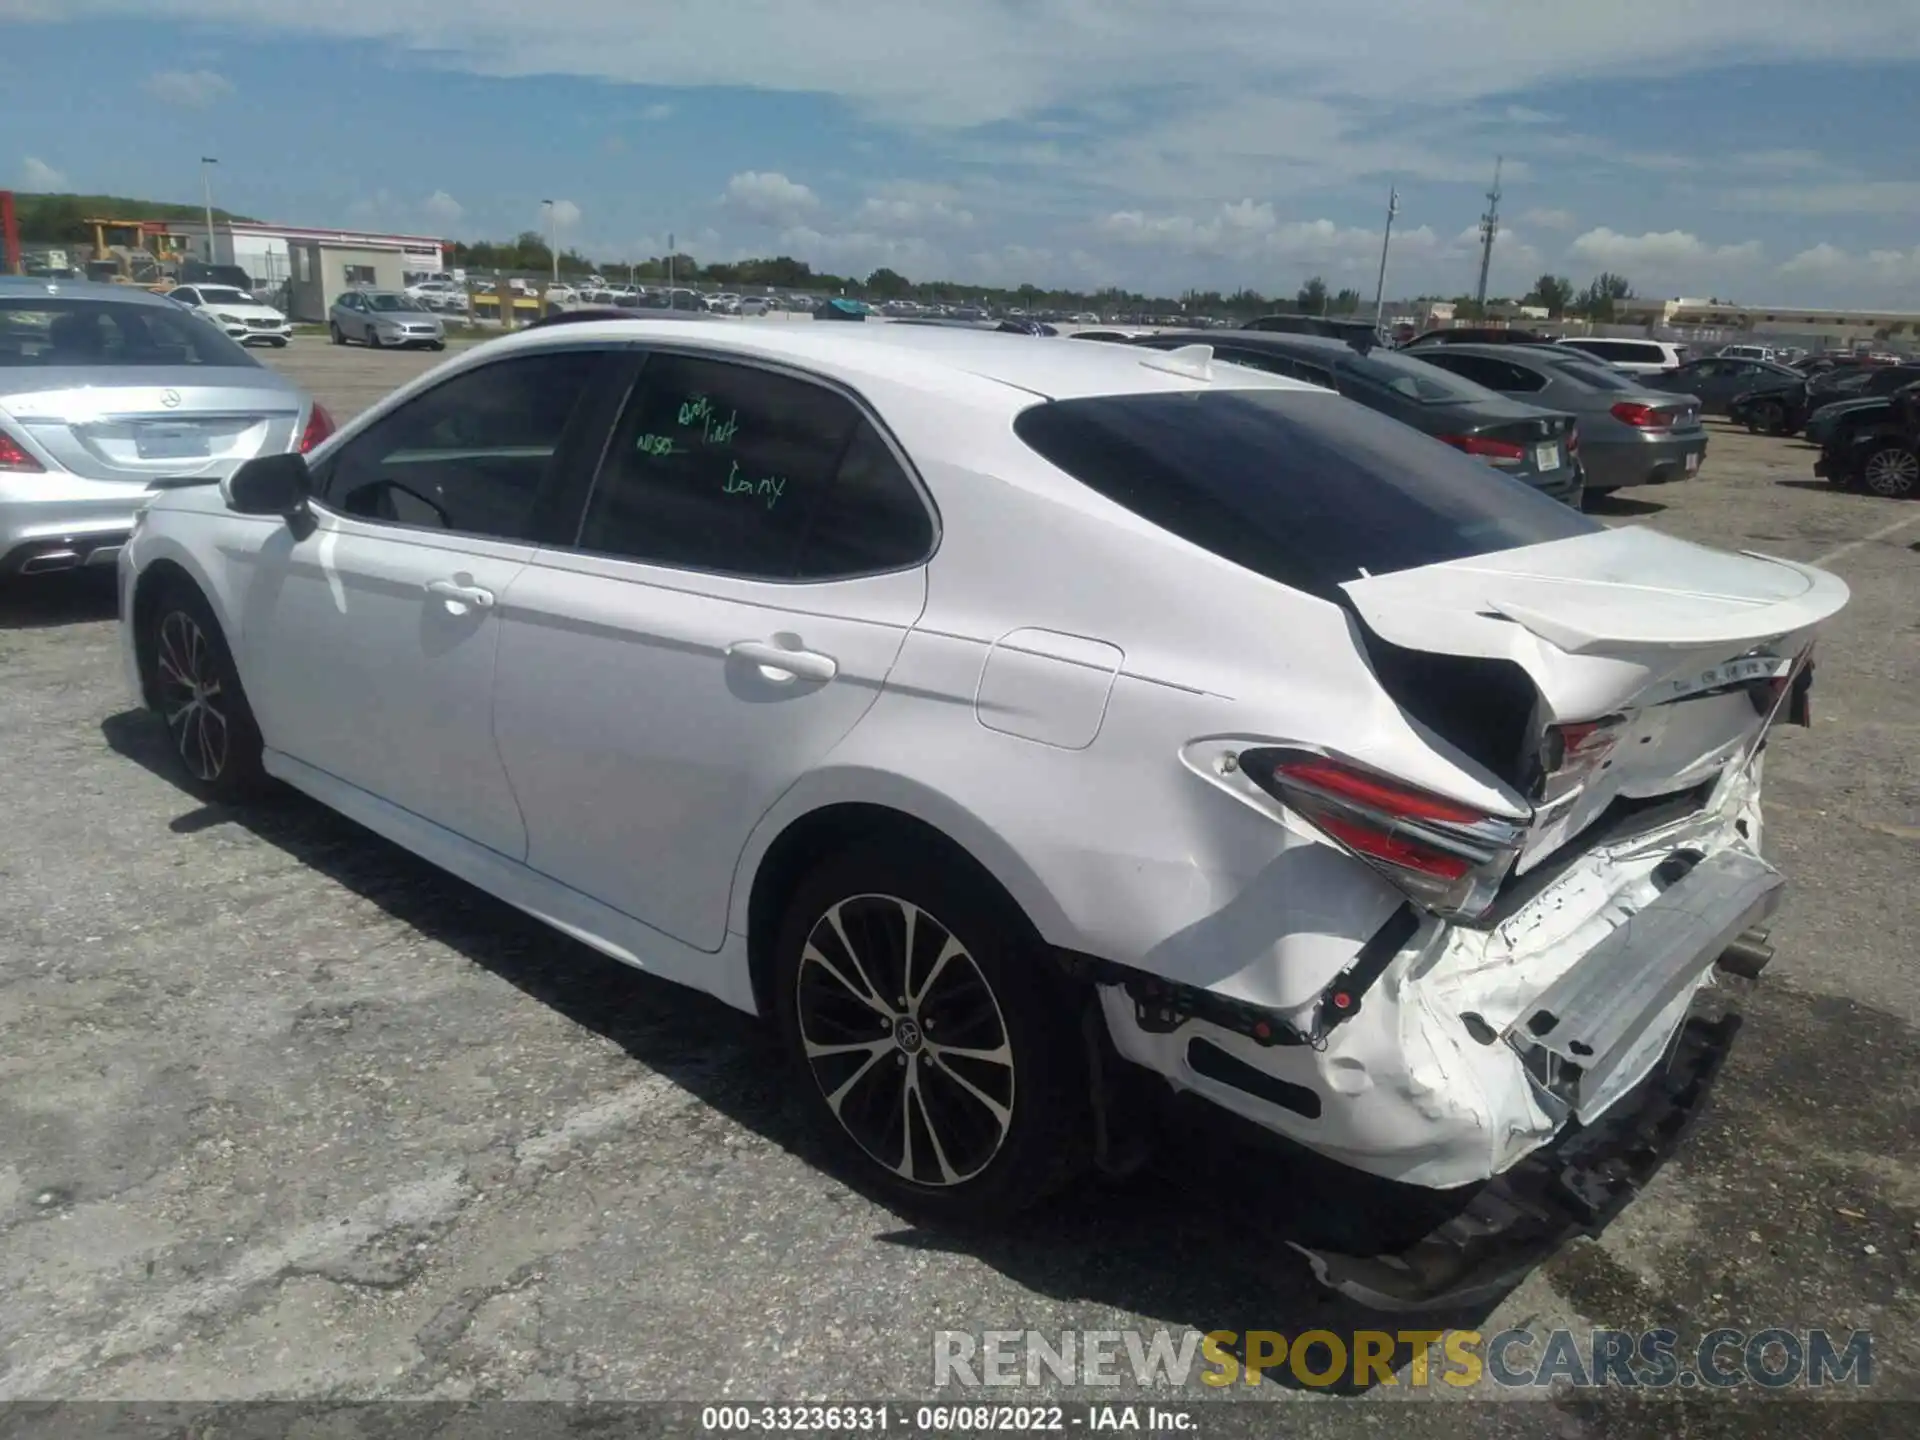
(0, 277, 183, 309)
(1148, 329, 1358, 356)
(473, 317, 1321, 402)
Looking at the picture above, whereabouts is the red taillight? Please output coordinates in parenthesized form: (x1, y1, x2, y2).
(1246, 749, 1527, 920)
(1313, 813, 1473, 880)
(1439, 433, 1526, 465)
(0, 426, 44, 473)
(1272, 756, 1487, 825)
(298, 403, 336, 454)
(1609, 401, 1668, 428)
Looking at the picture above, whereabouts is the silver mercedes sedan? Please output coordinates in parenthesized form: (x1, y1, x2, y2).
(0, 278, 329, 579)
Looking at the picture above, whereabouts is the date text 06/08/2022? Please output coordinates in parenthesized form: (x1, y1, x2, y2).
(699, 1404, 1198, 1432)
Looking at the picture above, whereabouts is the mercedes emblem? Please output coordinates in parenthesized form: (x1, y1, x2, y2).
(161, 389, 182, 409)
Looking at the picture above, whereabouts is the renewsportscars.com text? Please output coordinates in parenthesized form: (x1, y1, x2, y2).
(933, 1328, 1873, 1390)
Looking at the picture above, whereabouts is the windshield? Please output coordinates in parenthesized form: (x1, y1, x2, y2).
(196, 287, 253, 305)
(0, 297, 258, 369)
(1013, 387, 1596, 599)
(1341, 348, 1489, 404)
(365, 293, 415, 312)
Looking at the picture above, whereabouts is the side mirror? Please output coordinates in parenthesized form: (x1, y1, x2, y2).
(225, 452, 312, 517)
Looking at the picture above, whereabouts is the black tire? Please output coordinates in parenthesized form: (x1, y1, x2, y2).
(270, 338, 289, 348)
(367, 329, 381, 350)
(328, 322, 344, 346)
(772, 841, 1088, 1222)
(1754, 399, 1788, 436)
(1861, 443, 1919, 499)
(143, 581, 268, 802)
(430, 341, 447, 351)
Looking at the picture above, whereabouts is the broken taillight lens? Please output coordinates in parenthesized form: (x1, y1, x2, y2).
(1241, 748, 1527, 922)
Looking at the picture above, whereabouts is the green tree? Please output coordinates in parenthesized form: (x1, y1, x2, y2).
(1573, 271, 1634, 321)
(865, 266, 912, 299)
(1297, 276, 1329, 314)
(1525, 274, 1575, 316)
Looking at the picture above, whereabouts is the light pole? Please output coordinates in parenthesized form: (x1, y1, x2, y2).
(667, 232, 675, 294)
(200, 157, 219, 265)
(1372, 185, 1398, 333)
(541, 199, 558, 287)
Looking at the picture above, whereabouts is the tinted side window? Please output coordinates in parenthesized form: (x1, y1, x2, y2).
(1013, 389, 1597, 600)
(1624, 343, 1667, 364)
(1419, 352, 1520, 390)
(793, 422, 935, 578)
(576, 353, 864, 578)
(316, 349, 605, 540)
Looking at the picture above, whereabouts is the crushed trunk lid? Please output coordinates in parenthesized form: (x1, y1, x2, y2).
(1343, 525, 1848, 873)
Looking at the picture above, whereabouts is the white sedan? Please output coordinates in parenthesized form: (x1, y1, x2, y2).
(167, 284, 293, 346)
(116, 321, 1845, 1300)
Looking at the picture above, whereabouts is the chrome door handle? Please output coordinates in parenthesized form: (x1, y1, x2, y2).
(425, 578, 495, 609)
(727, 639, 837, 683)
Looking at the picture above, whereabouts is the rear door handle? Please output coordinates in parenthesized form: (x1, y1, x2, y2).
(425, 578, 495, 610)
(727, 639, 837, 683)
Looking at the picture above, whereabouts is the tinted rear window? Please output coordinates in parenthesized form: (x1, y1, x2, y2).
(1546, 357, 1636, 392)
(1339, 348, 1490, 403)
(0, 297, 256, 368)
(1013, 388, 1597, 598)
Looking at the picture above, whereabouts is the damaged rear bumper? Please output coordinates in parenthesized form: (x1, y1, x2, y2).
(1291, 1003, 1743, 1310)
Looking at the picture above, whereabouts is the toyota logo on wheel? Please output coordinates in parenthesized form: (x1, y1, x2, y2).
(161, 389, 182, 409)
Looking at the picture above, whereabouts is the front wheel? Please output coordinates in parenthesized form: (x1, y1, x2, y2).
(1754, 399, 1788, 436)
(430, 340, 446, 351)
(270, 337, 289, 348)
(1861, 443, 1920, 498)
(144, 583, 268, 802)
(367, 329, 381, 349)
(328, 322, 344, 346)
(772, 843, 1087, 1221)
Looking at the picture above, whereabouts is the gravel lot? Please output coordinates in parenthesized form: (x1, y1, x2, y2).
(1, 336, 1916, 1432)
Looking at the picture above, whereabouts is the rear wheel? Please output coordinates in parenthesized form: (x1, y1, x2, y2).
(772, 842, 1087, 1222)
(1861, 443, 1920, 498)
(1753, 399, 1788, 436)
(144, 582, 267, 801)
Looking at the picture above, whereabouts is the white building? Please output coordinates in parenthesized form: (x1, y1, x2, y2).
(160, 218, 447, 290)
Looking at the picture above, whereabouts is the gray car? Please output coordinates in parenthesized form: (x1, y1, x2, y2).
(1412, 344, 1708, 498)
(328, 290, 447, 350)
(0, 278, 327, 577)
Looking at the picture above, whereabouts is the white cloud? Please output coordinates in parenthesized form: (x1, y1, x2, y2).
(143, 68, 233, 108)
(48, 2, 1920, 131)
(1776, 243, 1920, 304)
(774, 224, 947, 278)
(421, 190, 464, 223)
(1715, 180, 1920, 217)
(1522, 207, 1576, 230)
(1563, 227, 1768, 297)
(721, 170, 819, 226)
(640, 101, 674, 121)
(20, 156, 66, 189)
(857, 195, 974, 232)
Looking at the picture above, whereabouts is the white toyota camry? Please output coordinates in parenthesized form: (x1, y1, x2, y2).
(117, 319, 1846, 1301)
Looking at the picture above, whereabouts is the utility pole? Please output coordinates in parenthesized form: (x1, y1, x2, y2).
(1372, 185, 1399, 333)
(541, 199, 558, 287)
(200, 157, 219, 265)
(667, 232, 675, 294)
(1473, 156, 1502, 317)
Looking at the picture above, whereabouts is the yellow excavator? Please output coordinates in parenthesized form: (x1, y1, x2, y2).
(81, 218, 189, 291)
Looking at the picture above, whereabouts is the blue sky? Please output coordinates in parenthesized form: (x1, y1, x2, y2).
(5, 1, 1919, 306)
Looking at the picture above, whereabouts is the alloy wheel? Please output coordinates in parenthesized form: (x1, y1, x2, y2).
(1862, 446, 1919, 498)
(154, 610, 229, 782)
(794, 894, 1015, 1187)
